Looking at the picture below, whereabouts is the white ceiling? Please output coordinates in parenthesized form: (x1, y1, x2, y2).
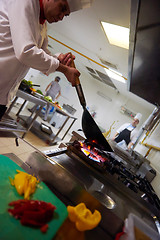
(47, 0, 134, 98)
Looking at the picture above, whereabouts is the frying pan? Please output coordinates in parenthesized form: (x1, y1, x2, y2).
(70, 55, 113, 152)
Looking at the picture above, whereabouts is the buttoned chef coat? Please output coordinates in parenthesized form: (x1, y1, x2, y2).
(0, 0, 60, 106)
(115, 123, 138, 150)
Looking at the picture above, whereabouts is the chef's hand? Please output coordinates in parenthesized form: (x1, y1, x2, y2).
(58, 52, 75, 66)
(64, 67, 80, 86)
(57, 64, 80, 86)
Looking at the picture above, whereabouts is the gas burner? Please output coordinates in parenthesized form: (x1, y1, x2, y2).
(79, 141, 109, 163)
(68, 140, 160, 211)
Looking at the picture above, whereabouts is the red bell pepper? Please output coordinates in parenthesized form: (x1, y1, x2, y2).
(8, 200, 56, 233)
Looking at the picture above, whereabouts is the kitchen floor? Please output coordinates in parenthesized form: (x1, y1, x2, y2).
(0, 104, 72, 163)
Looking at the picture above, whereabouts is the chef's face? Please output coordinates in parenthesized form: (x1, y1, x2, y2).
(43, 0, 70, 23)
(132, 118, 139, 127)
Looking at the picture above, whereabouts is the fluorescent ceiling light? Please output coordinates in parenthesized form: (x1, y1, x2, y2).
(104, 68, 126, 83)
(101, 21, 129, 49)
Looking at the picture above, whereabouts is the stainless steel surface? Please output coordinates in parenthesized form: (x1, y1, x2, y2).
(2, 152, 113, 239)
(109, 140, 156, 183)
(128, 0, 160, 105)
(0, 118, 18, 127)
(20, 150, 160, 238)
(152, 215, 160, 235)
(16, 90, 46, 106)
(3, 153, 24, 167)
(89, 190, 116, 210)
(22, 151, 116, 239)
(7, 90, 77, 143)
(110, 140, 146, 168)
(0, 114, 26, 134)
(5, 90, 46, 137)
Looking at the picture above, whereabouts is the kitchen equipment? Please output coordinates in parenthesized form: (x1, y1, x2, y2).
(40, 122, 53, 135)
(0, 154, 68, 240)
(152, 215, 160, 235)
(124, 213, 159, 240)
(40, 141, 160, 236)
(46, 139, 160, 213)
(19, 82, 40, 93)
(70, 54, 113, 152)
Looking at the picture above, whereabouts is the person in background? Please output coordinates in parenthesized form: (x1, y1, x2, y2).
(0, 0, 93, 120)
(112, 113, 142, 150)
(43, 76, 61, 121)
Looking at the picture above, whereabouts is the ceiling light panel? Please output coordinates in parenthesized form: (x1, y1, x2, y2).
(101, 21, 129, 49)
(99, 58, 117, 70)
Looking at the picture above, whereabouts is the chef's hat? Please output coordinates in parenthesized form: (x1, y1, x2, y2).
(67, 0, 93, 12)
(134, 113, 142, 121)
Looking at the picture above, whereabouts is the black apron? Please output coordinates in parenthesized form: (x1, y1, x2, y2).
(115, 128, 132, 145)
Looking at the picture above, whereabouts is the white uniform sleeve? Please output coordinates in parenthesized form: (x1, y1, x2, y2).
(7, 0, 59, 75)
(130, 129, 138, 144)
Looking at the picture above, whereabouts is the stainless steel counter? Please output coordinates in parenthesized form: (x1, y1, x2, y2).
(13, 150, 158, 239)
(1, 90, 46, 137)
(6, 90, 77, 145)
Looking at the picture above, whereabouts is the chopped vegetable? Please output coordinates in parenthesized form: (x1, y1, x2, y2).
(67, 203, 101, 231)
(8, 200, 56, 233)
(22, 79, 33, 87)
(44, 95, 52, 102)
(30, 87, 36, 92)
(10, 170, 39, 199)
(36, 89, 43, 95)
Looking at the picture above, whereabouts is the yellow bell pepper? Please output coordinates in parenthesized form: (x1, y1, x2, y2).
(10, 170, 39, 199)
(67, 203, 101, 231)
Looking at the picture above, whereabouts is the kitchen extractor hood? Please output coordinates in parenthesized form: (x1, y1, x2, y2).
(128, 0, 160, 106)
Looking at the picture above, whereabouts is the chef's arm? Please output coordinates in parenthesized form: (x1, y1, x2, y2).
(128, 142, 134, 150)
(56, 64, 80, 86)
(55, 90, 61, 100)
(45, 82, 52, 92)
(112, 132, 119, 141)
(7, 0, 79, 85)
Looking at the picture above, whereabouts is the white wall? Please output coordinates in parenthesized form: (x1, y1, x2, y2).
(25, 66, 155, 139)
(23, 26, 160, 197)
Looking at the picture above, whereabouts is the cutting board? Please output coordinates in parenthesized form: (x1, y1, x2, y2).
(0, 155, 68, 240)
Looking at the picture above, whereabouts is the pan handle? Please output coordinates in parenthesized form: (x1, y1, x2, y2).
(70, 53, 86, 108)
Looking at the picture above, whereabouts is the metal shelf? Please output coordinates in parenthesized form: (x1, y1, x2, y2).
(0, 115, 26, 134)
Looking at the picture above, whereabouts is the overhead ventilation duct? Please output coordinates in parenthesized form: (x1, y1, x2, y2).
(86, 66, 96, 74)
(99, 58, 117, 70)
(85, 66, 116, 89)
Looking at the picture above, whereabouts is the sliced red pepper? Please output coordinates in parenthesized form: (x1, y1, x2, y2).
(40, 224, 48, 233)
(8, 200, 56, 233)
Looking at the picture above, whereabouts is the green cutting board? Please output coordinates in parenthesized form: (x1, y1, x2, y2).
(0, 154, 68, 240)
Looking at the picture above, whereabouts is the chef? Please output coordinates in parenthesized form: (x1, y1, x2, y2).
(43, 76, 61, 121)
(0, 0, 93, 120)
(112, 113, 142, 150)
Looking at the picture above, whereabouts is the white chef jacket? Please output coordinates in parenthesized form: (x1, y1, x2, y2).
(0, 0, 60, 106)
(115, 123, 139, 150)
(116, 123, 138, 143)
